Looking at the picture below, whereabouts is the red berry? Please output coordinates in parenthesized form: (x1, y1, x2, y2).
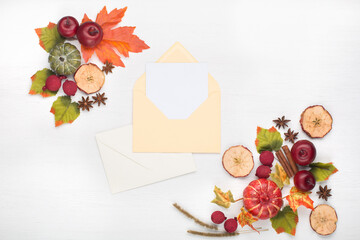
(77, 22, 103, 48)
(224, 218, 238, 233)
(211, 211, 226, 224)
(255, 165, 271, 179)
(57, 16, 79, 38)
(259, 151, 274, 167)
(42, 75, 63, 92)
(62, 80, 78, 96)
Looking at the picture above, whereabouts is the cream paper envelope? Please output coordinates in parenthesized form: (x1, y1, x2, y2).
(96, 125, 196, 193)
(133, 42, 221, 153)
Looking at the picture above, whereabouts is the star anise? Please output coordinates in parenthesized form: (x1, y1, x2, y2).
(317, 185, 332, 201)
(102, 61, 115, 75)
(78, 96, 93, 111)
(284, 128, 298, 143)
(273, 116, 291, 129)
(92, 92, 107, 106)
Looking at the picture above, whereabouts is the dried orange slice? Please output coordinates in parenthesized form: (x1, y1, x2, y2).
(310, 204, 338, 236)
(300, 105, 333, 138)
(222, 145, 254, 177)
(74, 63, 105, 94)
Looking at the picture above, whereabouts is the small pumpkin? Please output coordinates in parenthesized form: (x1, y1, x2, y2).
(243, 179, 283, 219)
(48, 43, 81, 75)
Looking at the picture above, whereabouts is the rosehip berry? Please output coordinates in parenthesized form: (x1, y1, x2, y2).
(255, 165, 271, 179)
(259, 151, 274, 167)
(42, 75, 66, 92)
(211, 211, 226, 224)
(62, 80, 78, 96)
(224, 218, 238, 233)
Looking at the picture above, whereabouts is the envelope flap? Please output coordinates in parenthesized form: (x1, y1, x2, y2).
(134, 42, 200, 92)
(156, 42, 197, 63)
(96, 127, 132, 155)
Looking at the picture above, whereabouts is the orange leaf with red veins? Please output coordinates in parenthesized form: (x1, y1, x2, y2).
(96, 6, 127, 30)
(95, 41, 125, 67)
(82, 14, 92, 23)
(237, 207, 259, 233)
(286, 186, 314, 212)
(81, 45, 95, 63)
(80, 6, 149, 66)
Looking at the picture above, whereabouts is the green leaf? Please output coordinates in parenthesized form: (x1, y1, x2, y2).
(211, 186, 235, 208)
(50, 96, 80, 127)
(309, 162, 338, 182)
(270, 206, 298, 236)
(35, 22, 64, 52)
(270, 163, 290, 189)
(255, 126, 283, 153)
(29, 68, 57, 97)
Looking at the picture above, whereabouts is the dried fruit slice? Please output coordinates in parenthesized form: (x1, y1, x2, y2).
(300, 105, 333, 138)
(222, 145, 254, 177)
(310, 204, 338, 235)
(74, 63, 105, 94)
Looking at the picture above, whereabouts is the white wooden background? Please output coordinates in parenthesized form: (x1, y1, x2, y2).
(0, 0, 359, 239)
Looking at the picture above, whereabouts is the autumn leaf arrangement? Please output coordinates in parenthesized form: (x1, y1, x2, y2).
(174, 105, 338, 237)
(29, 6, 149, 127)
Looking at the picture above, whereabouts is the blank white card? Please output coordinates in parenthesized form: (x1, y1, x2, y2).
(146, 63, 208, 119)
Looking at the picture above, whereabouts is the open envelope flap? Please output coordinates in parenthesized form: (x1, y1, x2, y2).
(133, 42, 220, 93)
(96, 125, 196, 192)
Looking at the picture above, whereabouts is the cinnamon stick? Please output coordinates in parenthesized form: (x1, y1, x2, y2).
(282, 145, 298, 175)
(275, 151, 292, 178)
(278, 149, 295, 177)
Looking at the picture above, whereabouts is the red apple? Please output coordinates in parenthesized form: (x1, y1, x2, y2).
(291, 140, 316, 166)
(294, 170, 316, 191)
(57, 16, 79, 38)
(77, 22, 103, 48)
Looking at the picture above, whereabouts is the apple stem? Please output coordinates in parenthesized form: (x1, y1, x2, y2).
(65, 17, 70, 26)
(234, 198, 243, 202)
(88, 27, 99, 36)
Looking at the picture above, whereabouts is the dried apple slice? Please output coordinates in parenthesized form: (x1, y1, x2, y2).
(300, 105, 333, 138)
(310, 204, 338, 236)
(74, 63, 105, 94)
(222, 145, 254, 177)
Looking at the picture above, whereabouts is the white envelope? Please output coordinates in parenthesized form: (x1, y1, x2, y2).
(96, 125, 196, 193)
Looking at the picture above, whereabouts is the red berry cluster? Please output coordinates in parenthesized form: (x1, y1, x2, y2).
(42, 75, 77, 96)
(211, 211, 238, 233)
(255, 151, 274, 179)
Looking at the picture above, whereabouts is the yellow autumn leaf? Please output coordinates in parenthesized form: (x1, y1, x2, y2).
(286, 186, 314, 212)
(211, 186, 235, 208)
(237, 207, 259, 232)
(270, 163, 290, 188)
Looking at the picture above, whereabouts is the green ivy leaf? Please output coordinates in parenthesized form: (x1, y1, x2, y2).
(270, 206, 298, 236)
(35, 22, 64, 52)
(255, 126, 283, 153)
(50, 96, 80, 127)
(309, 162, 338, 182)
(29, 68, 57, 97)
(211, 186, 235, 208)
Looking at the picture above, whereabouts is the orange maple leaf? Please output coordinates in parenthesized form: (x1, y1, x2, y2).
(286, 186, 314, 212)
(237, 207, 259, 233)
(80, 6, 149, 67)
